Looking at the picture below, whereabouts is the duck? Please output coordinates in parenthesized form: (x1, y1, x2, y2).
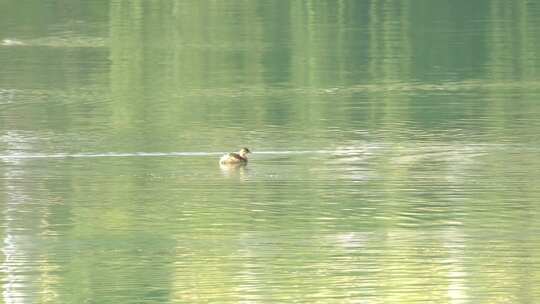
(219, 148, 251, 165)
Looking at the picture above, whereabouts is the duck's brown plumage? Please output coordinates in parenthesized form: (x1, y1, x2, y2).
(219, 148, 251, 165)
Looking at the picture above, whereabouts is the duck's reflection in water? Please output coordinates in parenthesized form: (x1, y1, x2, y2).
(219, 163, 249, 181)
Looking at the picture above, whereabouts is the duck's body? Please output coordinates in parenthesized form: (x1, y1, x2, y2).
(219, 148, 251, 165)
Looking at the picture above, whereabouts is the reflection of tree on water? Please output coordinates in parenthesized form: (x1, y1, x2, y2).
(0, 0, 538, 302)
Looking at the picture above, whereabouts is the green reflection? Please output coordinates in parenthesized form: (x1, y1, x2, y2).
(1, 0, 540, 303)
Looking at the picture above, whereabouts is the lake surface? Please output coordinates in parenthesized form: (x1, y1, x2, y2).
(1, 1, 540, 303)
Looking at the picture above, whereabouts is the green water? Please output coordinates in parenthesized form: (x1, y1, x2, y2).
(1, 1, 540, 303)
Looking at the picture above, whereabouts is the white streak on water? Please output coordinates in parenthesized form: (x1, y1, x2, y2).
(0, 150, 364, 160)
(1, 145, 534, 160)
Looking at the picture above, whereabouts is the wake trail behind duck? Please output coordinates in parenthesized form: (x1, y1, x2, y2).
(0, 150, 352, 160)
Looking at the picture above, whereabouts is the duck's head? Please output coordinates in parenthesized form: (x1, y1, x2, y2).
(239, 147, 251, 157)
